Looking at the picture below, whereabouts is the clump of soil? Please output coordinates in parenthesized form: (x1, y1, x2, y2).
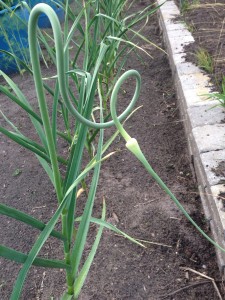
(212, 161, 225, 178)
(218, 192, 225, 209)
(0, 1, 224, 299)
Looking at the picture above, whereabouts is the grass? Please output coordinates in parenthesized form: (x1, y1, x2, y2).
(0, 0, 14, 11)
(183, 20, 196, 33)
(204, 76, 225, 108)
(195, 47, 214, 73)
(180, 0, 200, 13)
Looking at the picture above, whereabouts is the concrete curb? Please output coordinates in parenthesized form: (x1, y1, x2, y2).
(156, 0, 225, 273)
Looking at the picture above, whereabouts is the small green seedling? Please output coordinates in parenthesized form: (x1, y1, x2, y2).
(12, 169, 22, 177)
(196, 47, 214, 73)
(180, 0, 200, 12)
(204, 76, 225, 108)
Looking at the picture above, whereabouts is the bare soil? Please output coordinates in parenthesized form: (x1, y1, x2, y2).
(175, 0, 225, 89)
(0, 1, 224, 299)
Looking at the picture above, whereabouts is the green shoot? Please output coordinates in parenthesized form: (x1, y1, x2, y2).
(196, 47, 214, 73)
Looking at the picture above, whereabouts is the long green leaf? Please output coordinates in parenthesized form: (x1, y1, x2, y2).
(52, 80, 60, 146)
(36, 156, 55, 186)
(107, 36, 153, 58)
(0, 126, 67, 165)
(0, 127, 50, 162)
(74, 217, 144, 248)
(0, 245, 69, 269)
(0, 71, 48, 152)
(64, 1, 92, 50)
(70, 82, 105, 277)
(10, 154, 105, 300)
(74, 200, 106, 298)
(0, 85, 42, 124)
(0, 203, 65, 241)
(10, 195, 72, 299)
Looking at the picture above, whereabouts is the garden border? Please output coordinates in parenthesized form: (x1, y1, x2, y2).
(156, 0, 225, 274)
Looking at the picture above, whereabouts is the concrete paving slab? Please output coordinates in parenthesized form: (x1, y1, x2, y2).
(206, 184, 225, 270)
(158, 10, 179, 26)
(176, 87, 216, 109)
(180, 103, 224, 136)
(166, 28, 193, 38)
(165, 23, 189, 32)
(168, 53, 186, 75)
(192, 124, 225, 153)
(210, 184, 225, 234)
(205, 184, 225, 237)
(157, 2, 186, 40)
(158, 0, 179, 14)
(176, 61, 201, 76)
(167, 35, 195, 55)
(199, 185, 225, 271)
(157, 0, 225, 272)
(178, 73, 212, 89)
(187, 104, 225, 131)
(200, 150, 225, 186)
(193, 151, 208, 188)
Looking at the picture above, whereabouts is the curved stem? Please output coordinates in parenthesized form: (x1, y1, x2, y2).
(28, 4, 63, 204)
(28, 4, 143, 296)
(110, 69, 141, 141)
(30, 4, 141, 130)
(28, 4, 72, 293)
(108, 61, 225, 254)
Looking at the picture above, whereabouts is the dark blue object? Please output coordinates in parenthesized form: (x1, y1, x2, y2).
(0, 5, 30, 74)
(27, 0, 64, 28)
(0, 1, 65, 74)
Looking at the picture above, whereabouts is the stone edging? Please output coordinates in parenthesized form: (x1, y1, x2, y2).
(156, 0, 225, 273)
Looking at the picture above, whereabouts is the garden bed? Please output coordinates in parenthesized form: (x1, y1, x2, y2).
(176, 0, 225, 89)
(157, 0, 225, 296)
(0, 1, 224, 299)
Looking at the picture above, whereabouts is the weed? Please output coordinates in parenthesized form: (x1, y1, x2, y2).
(195, 47, 214, 73)
(183, 20, 196, 33)
(180, 0, 200, 13)
(204, 76, 225, 108)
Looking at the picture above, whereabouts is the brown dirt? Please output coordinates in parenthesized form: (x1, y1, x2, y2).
(0, 1, 225, 299)
(218, 192, 225, 210)
(175, 0, 225, 90)
(212, 161, 225, 178)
